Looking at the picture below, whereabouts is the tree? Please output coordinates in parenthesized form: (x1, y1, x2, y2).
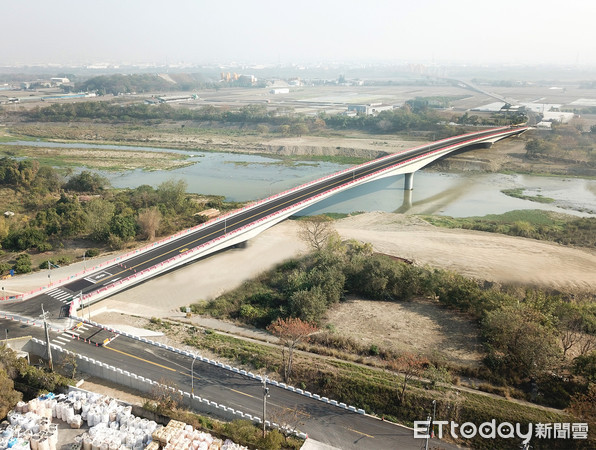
(267, 317, 318, 382)
(64, 171, 109, 192)
(390, 352, 428, 404)
(3, 227, 48, 251)
(109, 214, 137, 241)
(85, 198, 115, 241)
(0, 216, 8, 241)
(149, 378, 183, 413)
(288, 286, 327, 323)
(290, 123, 309, 136)
(297, 215, 336, 251)
(572, 351, 596, 384)
(567, 384, 596, 426)
(59, 353, 78, 379)
(136, 207, 162, 241)
(157, 179, 187, 213)
(559, 308, 588, 357)
(0, 367, 22, 420)
(483, 303, 562, 381)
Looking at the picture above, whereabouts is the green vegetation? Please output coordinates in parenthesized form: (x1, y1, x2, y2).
(0, 156, 244, 275)
(148, 319, 587, 449)
(422, 210, 596, 247)
(524, 125, 596, 168)
(191, 239, 596, 405)
(19, 98, 523, 137)
(501, 188, 555, 203)
(0, 345, 73, 412)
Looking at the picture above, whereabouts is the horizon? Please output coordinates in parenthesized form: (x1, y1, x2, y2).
(3, 0, 596, 68)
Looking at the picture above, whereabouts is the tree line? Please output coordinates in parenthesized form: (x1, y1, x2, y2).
(21, 99, 525, 135)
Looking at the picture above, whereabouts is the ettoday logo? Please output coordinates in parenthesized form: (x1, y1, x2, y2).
(414, 420, 589, 444)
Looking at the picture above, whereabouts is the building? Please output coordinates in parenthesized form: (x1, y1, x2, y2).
(347, 103, 394, 115)
(155, 94, 198, 103)
(270, 88, 289, 95)
(50, 77, 70, 85)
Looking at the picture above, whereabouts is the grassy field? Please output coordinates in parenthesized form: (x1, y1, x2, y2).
(501, 188, 555, 203)
(0, 143, 194, 171)
(422, 209, 596, 247)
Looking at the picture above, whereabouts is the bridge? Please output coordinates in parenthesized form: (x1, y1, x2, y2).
(1, 126, 528, 449)
(5, 126, 527, 313)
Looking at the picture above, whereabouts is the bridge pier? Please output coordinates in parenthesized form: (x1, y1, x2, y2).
(396, 189, 412, 213)
(404, 172, 415, 190)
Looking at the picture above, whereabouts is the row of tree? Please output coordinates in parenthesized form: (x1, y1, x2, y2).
(22, 99, 521, 135)
(75, 73, 218, 96)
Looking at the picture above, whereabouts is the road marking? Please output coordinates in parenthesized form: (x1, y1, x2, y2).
(345, 427, 374, 439)
(230, 388, 255, 399)
(104, 346, 177, 372)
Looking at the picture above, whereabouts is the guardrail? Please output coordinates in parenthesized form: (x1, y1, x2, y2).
(29, 337, 309, 440)
(69, 316, 367, 418)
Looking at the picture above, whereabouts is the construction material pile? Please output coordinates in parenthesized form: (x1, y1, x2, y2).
(149, 420, 247, 450)
(1, 394, 60, 450)
(1, 392, 248, 450)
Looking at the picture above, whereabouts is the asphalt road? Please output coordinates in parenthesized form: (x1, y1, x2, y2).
(1, 317, 457, 449)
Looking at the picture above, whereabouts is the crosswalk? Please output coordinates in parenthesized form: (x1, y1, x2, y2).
(45, 288, 74, 304)
(51, 322, 92, 346)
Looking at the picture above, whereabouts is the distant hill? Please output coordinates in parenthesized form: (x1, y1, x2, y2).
(75, 73, 215, 95)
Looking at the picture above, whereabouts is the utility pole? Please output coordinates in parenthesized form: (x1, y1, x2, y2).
(262, 376, 270, 438)
(425, 399, 436, 450)
(41, 304, 53, 371)
(191, 355, 197, 395)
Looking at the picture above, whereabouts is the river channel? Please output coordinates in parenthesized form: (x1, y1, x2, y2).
(9, 141, 596, 217)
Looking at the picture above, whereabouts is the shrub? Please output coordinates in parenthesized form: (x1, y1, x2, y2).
(14, 254, 32, 274)
(85, 248, 100, 257)
(56, 256, 72, 265)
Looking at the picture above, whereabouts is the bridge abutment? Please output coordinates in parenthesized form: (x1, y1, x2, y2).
(404, 172, 415, 190)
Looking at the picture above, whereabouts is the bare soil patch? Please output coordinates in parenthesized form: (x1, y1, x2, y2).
(324, 297, 484, 368)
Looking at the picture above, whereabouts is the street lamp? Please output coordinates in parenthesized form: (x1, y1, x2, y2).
(40, 304, 53, 371)
(191, 355, 197, 395)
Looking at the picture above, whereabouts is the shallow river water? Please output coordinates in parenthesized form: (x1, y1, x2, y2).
(9, 140, 596, 217)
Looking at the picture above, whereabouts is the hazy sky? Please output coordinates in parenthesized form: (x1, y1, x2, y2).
(3, 0, 596, 66)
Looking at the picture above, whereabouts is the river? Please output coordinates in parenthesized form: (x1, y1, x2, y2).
(8, 140, 596, 217)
